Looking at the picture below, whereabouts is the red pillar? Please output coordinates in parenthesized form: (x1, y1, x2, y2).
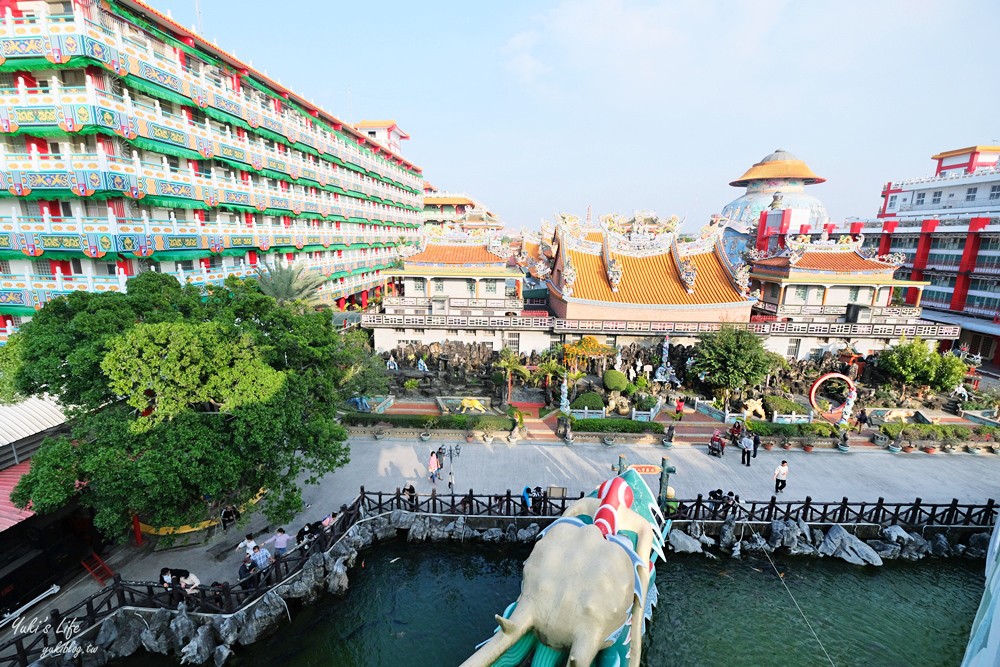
(907, 219, 938, 304)
(132, 514, 143, 546)
(337, 297, 346, 311)
(951, 217, 989, 312)
(755, 210, 770, 251)
(878, 220, 897, 256)
(361, 290, 368, 308)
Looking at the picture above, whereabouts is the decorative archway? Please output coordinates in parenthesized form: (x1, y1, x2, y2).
(809, 372, 858, 425)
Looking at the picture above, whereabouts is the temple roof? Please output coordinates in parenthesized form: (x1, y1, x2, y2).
(560, 248, 745, 305)
(404, 244, 506, 265)
(753, 250, 896, 274)
(730, 149, 826, 187)
(425, 195, 476, 206)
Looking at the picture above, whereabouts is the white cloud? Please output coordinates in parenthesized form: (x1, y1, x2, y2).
(502, 30, 548, 85)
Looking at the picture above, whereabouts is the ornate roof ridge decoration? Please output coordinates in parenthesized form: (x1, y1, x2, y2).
(487, 237, 515, 260)
(669, 237, 697, 294)
(561, 252, 577, 297)
(858, 247, 907, 266)
(398, 241, 422, 258)
(601, 234, 623, 292)
(784, 230, 868, 254)
(713, 236, 753, 299)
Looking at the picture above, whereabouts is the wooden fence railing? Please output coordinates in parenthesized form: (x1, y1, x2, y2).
(1, 489, 995, 666)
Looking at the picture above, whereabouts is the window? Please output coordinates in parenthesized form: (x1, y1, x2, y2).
(70, 258, 82, 275)
(485, 281, 497, 294)
(966, 187, 978, 202)
(504, 332, 521, 354)
(467, 279, 476, 295)
(887, 195, 897, 208)
(991, 185, 1000, 201)
(176, 259, 195, 272)
(0, 259, 9, 273)
(101, 262, 117, 276)
(32, 259, 50, 274)
(769, 284, 779, 299)
(787, 339, 801, 359)
(446, 329, 459, 335)
(794, 286, 808, 301)
(849, 287, 860, 302)
(932, 191, 942, 204)
(412, 278, 425, 292)
(434, 280, 444, 294)
(915, 192, 925, 205)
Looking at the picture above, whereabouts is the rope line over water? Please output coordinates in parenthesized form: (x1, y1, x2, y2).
(737, 503, 838, 667)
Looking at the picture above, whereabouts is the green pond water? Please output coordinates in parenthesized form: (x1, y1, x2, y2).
(119, 542, 983, 667)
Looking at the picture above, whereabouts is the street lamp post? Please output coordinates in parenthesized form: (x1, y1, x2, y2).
(447, 444, 461, 491)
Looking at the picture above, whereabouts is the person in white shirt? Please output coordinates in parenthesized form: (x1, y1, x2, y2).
(740, 433, 753, 467)
(236, 533, 256, 556)
(773, 461, 789, 493)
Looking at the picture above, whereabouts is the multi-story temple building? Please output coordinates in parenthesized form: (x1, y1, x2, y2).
(756, 145, 996, 363)
(421, 184, 503, 233)
(0, 0, 424, 342)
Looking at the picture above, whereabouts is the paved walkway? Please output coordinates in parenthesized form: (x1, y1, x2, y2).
(4, 435, 999, 647)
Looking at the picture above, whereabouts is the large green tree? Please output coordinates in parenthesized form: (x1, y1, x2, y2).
(691, 326, 774, 407)
(254, 263, 326, 307)
(8, 272, 385, 537)
(877, 338, 968, 400)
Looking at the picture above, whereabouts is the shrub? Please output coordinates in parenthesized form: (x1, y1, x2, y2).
(573, 418, 664, 434)
(879, 422, 978, 441)
(571, 392, 605, 410)
(623, 382, 638, 397)
(745, 421, 838, 438)
(402, 378, 420, 392)
(635, 376, 649, 390)
(341, 413, 514, 432)
(635, 395, 658, 411)
(763, 395, 808, 417)
(603, 369, 628, 392)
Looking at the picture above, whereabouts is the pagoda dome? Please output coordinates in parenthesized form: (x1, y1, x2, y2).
(729, 149, 826, 187)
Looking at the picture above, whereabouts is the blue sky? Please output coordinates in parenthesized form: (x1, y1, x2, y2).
(156, 0, 1000, 232)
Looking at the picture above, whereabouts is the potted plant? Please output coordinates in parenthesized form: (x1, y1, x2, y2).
(483, 428, 496, 444)
(762, 440, 775, 451)
(872, 432, 890, 446)
(967, 443, 981, 455)
(603, 435, 617, 446)
(887, 440, 902, 453)
(803, 443, 815, 453)
(901, 443, 916, 453)
(923, 444, 938, 454)
(420, 417, 437, 442)
(465, 431, 476, 443)
(374, 421, 391, 441)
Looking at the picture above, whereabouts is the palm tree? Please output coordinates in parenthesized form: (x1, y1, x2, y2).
(565, 369, 586, 402)
(255, 262, 326, 307)
(532, 359, 564, 406)
(494, 347, 529, 406)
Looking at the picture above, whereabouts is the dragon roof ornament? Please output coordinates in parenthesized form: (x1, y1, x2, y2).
(561, 253, 577, 297)
(679, 258, 697, 294)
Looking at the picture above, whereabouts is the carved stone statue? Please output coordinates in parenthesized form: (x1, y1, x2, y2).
(560, 377, 570, 415)
(386, 355, 398, 371)
(417, 357, 428, 372)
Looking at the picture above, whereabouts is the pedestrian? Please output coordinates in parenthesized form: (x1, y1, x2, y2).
(675, 396, 685, 421)
(522, 486, 533, 514)
(159, 567, 190, 590)
(856, 409, 869, 434)
(178, 572, 201, 594)
(428, 450, 440, 483)
(752, 432, 760, 459)
(402, 483, 417, 509)
(773, 460, 789, 494)
(729, 420, 743, 446)
(263, 527, 293, 557)
(219, 505, 240, 533)
(436, 445, 446, 475)
(708, 488, 723, 512)
(250, 545, 274, 571)
(237, 556, 256, 583)
(740, 433, 753, 467)
(235, 533, 256, 556)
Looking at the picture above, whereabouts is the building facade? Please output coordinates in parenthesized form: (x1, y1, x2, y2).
(747, 235, 946, 359)
(421, 185, 503, 233)
(0, 0, 424, 343)
(759, 146, 999, 363)
(369, 237, 553, 352)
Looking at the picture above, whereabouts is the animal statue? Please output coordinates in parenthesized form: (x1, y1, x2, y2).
(952, 384, 970, 401)
(743, 398, 766, 420)
(881, 409, 912, 423)
(347, 396, 371, 413)
(461, 471, 665, 667)
(459, 398, 487, 414)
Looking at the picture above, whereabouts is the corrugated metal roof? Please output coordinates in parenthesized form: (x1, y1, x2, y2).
(0, 460, 34, 530)
(0, 396, 67, 448)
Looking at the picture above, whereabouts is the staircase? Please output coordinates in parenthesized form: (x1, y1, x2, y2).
(81, 552, 114, 585)
(943, 397, 962, 416)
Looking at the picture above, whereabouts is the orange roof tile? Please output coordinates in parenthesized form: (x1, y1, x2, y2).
(755, 251, 895, 273)
(425, 196, 475, 206)
(730, 149, 824, 187)
(585, 232, 605, 243)
(405, 244, 505, 265)
(562, 249, 745, 305)
(524, 242, 541, 261)
(932, 145, 1000, 159)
